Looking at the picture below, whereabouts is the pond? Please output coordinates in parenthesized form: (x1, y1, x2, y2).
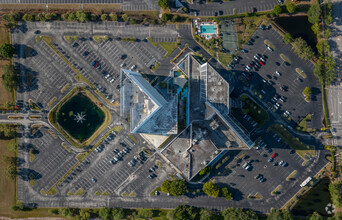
(274, 16, 317, 52)
(56, 93, 105, 142)
(292, 177, 333, 217)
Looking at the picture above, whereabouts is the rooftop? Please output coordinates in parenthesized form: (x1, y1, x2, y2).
(120, 69, 177, 135)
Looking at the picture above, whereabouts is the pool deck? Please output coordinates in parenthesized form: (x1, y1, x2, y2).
(194, 20, 219, 39)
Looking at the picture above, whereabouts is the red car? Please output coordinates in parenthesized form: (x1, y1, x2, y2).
(272, 153, 277, 158)
(259, 61, 264, 65)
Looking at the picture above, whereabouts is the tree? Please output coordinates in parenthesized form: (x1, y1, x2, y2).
(292, 38, 314, 60)
(161, 179, 187, 196)
(76, 10, 89, 22)
(48, 208, 59, 215)
(200, 208, 215, 220)
(22, 14, 34, 21)
(282, 33, 293, 44)
(109, 14, 118, 21)
(79, 209, 91, 220)
(286, 2, 296, 14)
(112, 208, 125, 220)
(137, 209, 153, 218)
(1, 64, 18, 92)
(221, 187, 232, 200)
(203, 181, 220, 198)
(267, 209, 292, 220)
(44, 13, 56, 21)
(308, 3, 321, 24)
(0, 43, 14, 59)
(311, 23, 320, 34)
(158, 0, 170, 9)
(309, 212, 324, 220)
(101, 14, 108, 21)
(90, 14, 99, 21)
(221, 208, 258, 220)
(58, 208, 73, 217)
(273, 4, 282, 16)
(173, 205, 198, 220)
(35, 13, 46, 22)
(199, 166, 211, 176)
(122, 14, 129, 22)
(99, 207, 111, 220)
(161, 13, 169, 22)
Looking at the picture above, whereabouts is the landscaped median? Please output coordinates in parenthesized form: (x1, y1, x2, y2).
(286, 170, 297, 181)
(271, 185, 282, 195)
(264, 40, 275, 50)
(270, 124, 315, 165)
(48, 87, 112, 148)
(296, 68, 307, 79)
(147, 37, 178, 58)
(280, 54, 291, 64)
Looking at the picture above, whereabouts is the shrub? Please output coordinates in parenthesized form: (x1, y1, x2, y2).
(101, 14, 108, 21)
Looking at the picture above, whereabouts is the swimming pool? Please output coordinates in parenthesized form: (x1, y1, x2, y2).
(200, 25, 216, 34)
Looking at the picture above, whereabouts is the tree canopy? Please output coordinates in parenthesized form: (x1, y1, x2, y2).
(273, 4, 282, 16)
(221, 208, 258, 220)
(173, 205, 198, 220)
(0, 43, 14, 59)
(292, 38, 315, 60)
(286, 2, 296, 14)
(308, 3, 321, 24)
(76, 10, 89, 22)
(99, 207, 111, 220)
(1, 64, 18, 92)
(283, 33, 293, 44)
(161, 179, 187, 196)
(158, 0, 170, 9)
(267, 209, 292, 220)
(203, 181, 220, 198)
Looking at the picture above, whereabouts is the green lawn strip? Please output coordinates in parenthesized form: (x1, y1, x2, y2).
(286, 170, 297, 181)
(129, 192, 136, 197)
(322, 85, 330, 128)
(60, 83, 70, 93)
(280, 54, 291, 64)
(64, 35, 79, 43)
(147, 37, 178, 57)
(102, 191, 109, 196)
(47, 97, 57, 107)
(264, 40, 275, 50)
(248, 192, 262, 200)
(67, 190, 74, 196)
(271, 185, 282, 195)
(297, 113, 312, 131)
(121, 37, 136, 42)
(150, 186, 161, 196)
(75, 188, 84, 196)
(128, 134, 138, 143)
(94, 191, 101, 196)
(240, 95, 269, 128)
(29, 179, 37, 187)
(121, 192, 129, 196)
(61, 142, 71, 152)
(93, 35, 109, 43)
(48, 129, 57, 139)
(218, 52, 233, 68)
(270, 124, 315, 161)
(295, 68, 307, 79)
(76, 152, 88, 161)
(29, 99, 41, 111)
(40, 187, 57, 196)
(29, 151, 36, 162)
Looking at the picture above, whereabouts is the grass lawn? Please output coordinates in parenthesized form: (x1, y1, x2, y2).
(286, 170, 297, 181)
(297, 113, 312, 132)
(147, 38, 178, 58)
(270, 124, 315, 161)
(218, 52, 233, 67)
(0, 22, 14, 108)
(240, 95, 269, 128)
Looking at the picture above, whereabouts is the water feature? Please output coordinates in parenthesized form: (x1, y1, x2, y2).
(56, 93, 105, 142)
(292, 177, 333, 217)
(200, 25, 216, 34)
(274, 16, 317, 52)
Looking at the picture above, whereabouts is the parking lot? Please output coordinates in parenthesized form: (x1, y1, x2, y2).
(230, 26, 323, 129)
